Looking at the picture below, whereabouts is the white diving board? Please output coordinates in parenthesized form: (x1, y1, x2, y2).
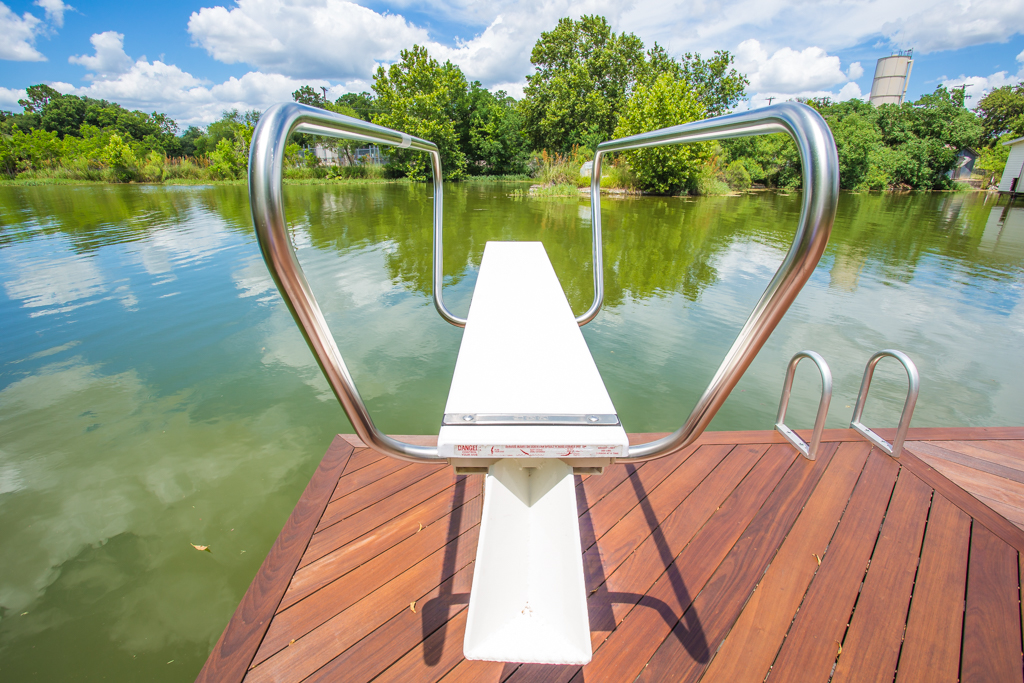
(441, 241, 627, 665)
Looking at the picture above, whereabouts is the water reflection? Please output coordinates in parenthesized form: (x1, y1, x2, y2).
(0, 184, 1021, 682)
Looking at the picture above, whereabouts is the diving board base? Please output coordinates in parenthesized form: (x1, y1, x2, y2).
(463, 458, 592, 665)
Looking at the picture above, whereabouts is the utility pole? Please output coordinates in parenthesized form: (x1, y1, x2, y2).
(321, 86, 328, 104)
(952, 84, 971, 105)
(766, 96, 775, 106)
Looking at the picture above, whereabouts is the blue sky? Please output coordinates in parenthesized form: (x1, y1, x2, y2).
(2, 0, 1023, 127)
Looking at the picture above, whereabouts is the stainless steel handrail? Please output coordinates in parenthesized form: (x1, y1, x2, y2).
(775, 351, 833, 460)
(249, 102, 445, 463)
(593, 102, 840, 461)
(850, 350, 920, 458)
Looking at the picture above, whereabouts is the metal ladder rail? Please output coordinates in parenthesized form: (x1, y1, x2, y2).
(849, 350, 920, 458)
(775, 351, 833, 460)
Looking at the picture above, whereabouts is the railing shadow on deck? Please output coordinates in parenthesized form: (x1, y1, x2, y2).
(419, 474, 470, 666)
(582, 465, 710, 663)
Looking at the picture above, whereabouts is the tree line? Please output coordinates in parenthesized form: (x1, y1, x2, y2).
(2, 14, 1022, 192)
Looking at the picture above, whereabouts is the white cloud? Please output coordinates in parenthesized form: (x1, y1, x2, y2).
(69, 31, 134, 79)
(941, 51, 1024, 102)
(187, 0, 432, 80)
(33, 0, 70, 27)
(883, 0, 1024, 53)
(0, 2, 45, 61)
(736, 39, 859, 96)
(0, 86, 26, 108)
(62, 35, 366, 125)
(740, 81, 865, 110)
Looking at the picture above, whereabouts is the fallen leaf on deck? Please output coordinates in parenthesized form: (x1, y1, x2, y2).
(814, 554, 821, 566)
(836, 641, 843, 656)
(417, 523, 423, 532)
(410, 601, 417, 613)
(191, 544, 211, 552)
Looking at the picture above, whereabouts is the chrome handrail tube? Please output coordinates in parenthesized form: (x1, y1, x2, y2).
(593, 103, 840, 461)
(249, 102, 444, 463)
(775, 351, 833, 460)
(849, 350, 920, 459)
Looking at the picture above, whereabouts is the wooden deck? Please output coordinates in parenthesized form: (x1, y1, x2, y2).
(197, 427, 1024, 683)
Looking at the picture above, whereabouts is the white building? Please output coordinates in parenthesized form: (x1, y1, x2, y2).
(998, 136, 1024, 195)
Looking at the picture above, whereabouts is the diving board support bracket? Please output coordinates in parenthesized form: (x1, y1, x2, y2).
(439, 241, 626, 664)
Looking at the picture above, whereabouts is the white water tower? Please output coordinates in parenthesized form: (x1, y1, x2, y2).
(869, 50, 913, 106)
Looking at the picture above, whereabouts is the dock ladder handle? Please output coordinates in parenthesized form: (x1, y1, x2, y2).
(249, 102, 449, 464)
(849, 350, 920, 458)
(594, 102, 840, 462)
(775, 351, 833, 460)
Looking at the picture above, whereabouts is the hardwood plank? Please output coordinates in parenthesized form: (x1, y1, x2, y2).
(763, 448, 901, 683)
(700, 440, 873, 683)
(575, 461, 642, 517)
(974, 494, 1024, 529)
(894, 494, 971, 683)
(637, 442, 840, 683)
(504, 443, 766, 683)
(372, 608, 471, 683)
(579, 443, 799, 683)
(336, 447, 383, 478)
(830, 469, 932, 683)
(900, 445, 1024, 553)
(932, 440, 1024, 473)
(874, 427, 1024, 441)
(437, 659, 515, 683)
(245, 525, 480, 683)
(911, 441, 1024, 485)
(582, 444, 735, 593)
(300, 465, 465, 568)
(302, 561, 476, 683)
(252, 488, 482, 666)
(282, 474, 481, 610)
(582, 454, 685, 549)
(317, 462, 438, 532)
(329, 455, 408, 502)
(961, 523, 1024, 682)
(914, 452, 1024, 511)
(966, 439, 1024, 460)
(195, 436, 354, 683)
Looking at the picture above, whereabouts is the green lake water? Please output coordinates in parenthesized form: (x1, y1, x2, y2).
(0, 183, 1022, 680)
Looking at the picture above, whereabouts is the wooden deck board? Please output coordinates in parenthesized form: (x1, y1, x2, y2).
(200, 428, 1024, 683)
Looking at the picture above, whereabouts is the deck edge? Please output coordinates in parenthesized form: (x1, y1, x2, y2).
(195, 435, 355, 683)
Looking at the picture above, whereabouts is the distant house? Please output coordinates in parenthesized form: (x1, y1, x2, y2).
(999, 136, 1024, 195)
(947, 147, 978, 180)
(308, 143, 387, 166)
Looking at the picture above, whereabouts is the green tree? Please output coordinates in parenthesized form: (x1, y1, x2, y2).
(18, 84, 62, 114)
(677, 50, 749, 116)
(335, 92, 376, 121)
(103, 133, 138, 182)
(521, 15, 646, 153)
(463, 85, 528, 175)
(292, 85, 327, 108)
(371, 44, 468, 180)
(975, 84, 1024, 145)
(612, 74, 709, 194)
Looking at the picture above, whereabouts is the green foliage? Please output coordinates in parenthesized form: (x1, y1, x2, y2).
(975, 134, 1013, 186)
(372, 45, 468, 180)
(724, 160, 751, 190)
(335, 92, 376, 121)
(465, 86, 529, 175)
(676, 50, 749, 116)
(975, 84, 1024, 146)
(103, 133, 139, 182)
(613, 74, 710, 194)
(520, 15, 646, 153)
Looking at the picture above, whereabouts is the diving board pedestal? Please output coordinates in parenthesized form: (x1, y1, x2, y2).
(438, 241, 627, 665)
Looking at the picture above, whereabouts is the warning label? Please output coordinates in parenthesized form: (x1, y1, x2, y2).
(453, 444, 624, 458)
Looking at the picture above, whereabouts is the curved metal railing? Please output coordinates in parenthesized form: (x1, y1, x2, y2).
(249, 103, 446, 462)
(594, 102, 840, 461)
(775, 351, 833, 460)
(849, 350, 920, 458)
(250, 101, 838, 464)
